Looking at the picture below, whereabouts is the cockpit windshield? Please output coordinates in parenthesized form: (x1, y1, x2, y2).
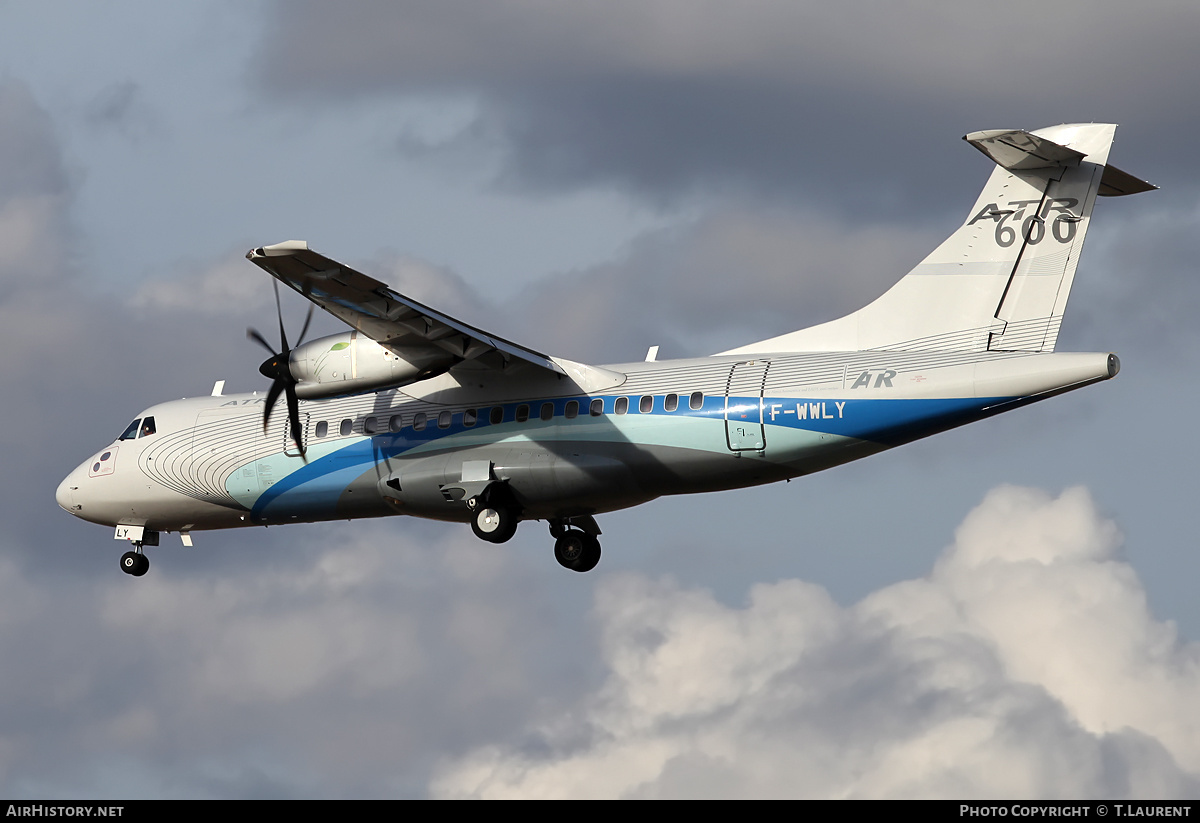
(119, 416, 157, 440)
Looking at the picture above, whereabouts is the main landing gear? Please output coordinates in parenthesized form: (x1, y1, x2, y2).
(466, 483, 604, 572)
(467, 484, 520, 544)
(120, 547, 149, 576)
(549, 516, 602, 573)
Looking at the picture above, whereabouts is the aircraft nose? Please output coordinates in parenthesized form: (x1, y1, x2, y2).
(56, 469, 82, 516)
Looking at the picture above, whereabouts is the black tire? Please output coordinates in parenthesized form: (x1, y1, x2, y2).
(575, 534, 602, 573)
(554, 531, 587, 568)
(133, 554, 149, 576)
(120, 551, 139, 575)
(554, 531, 601, 572)
(471, 505, 518, 544)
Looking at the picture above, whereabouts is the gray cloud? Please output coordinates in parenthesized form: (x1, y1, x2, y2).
(493, 204, 936, 362)
(254, 2, 1198, 204)
(0, 79, 72, 297)
(0, 80, 70, 199)
(5, 7, 1196, 798)
(431, 486, 1200, 799)
(0, 523, 597, 798)
(1057, 197, 1200, 359)
(83, 82, 163, 142)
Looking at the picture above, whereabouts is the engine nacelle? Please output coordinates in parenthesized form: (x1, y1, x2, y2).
(288, 331, 455, 399)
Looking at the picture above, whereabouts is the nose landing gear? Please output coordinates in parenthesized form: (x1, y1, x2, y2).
(120, 548, 149, 576)
(115, 527, 158, 577)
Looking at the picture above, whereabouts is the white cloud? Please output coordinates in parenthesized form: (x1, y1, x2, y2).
(431, 485, 1200, 798)
(132, 250, 271, 315)
(132, 248, 482, 329)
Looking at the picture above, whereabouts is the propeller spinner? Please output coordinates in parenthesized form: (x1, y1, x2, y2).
(247, 280, 314, 461)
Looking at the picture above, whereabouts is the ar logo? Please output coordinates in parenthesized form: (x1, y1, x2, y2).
(850, 369, 896, 389)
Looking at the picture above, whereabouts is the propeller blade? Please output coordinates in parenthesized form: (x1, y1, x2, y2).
(247, 327, 276, 356)
(285, 384, 307, 462)
(295, 303, 314, 348)
(273, 280, 290, 353)
(263, 378, 285, 432)
(252, 279, 307, 460)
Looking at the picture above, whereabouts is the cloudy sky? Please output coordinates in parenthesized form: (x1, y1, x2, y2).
(3, 0, 1199, 799)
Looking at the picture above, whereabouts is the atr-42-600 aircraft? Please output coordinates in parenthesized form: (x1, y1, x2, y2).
(57, 124, 1153, 577)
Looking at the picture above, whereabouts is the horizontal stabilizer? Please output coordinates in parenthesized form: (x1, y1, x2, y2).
(965, 129, 1086, 170)
(966, 128, 1155, 196)
(1099, 164, 1157, 197)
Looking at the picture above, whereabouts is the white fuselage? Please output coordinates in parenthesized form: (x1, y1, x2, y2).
(56, 349, 1117, 536)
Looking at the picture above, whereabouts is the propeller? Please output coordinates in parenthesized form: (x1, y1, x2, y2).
(247, 280, 314, 461)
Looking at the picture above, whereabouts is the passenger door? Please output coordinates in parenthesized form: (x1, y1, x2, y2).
(725, 361, 768, 451)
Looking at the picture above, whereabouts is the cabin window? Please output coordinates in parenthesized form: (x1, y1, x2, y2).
(364, 416, 380, 434)
(540, 402, 554, 421)
(339, 419, 353, 436)
(565, 400, 579, 419)
(438, 410, 452, 429)
(119, 419, 141, 441)
(464, 408, 478, 427)
(490, 406, 504, 425)
(589, 399, 603, 417)
(615, 397, 629, 415)
(516, 404, 530, 423)
(690, 391, 704, 410)
(665, 393, 679, 412)
(389, 414, 404, 432)
(413, 413, 427, 431)
(315, 421, 329, 438)
(639, 396, 653, 414)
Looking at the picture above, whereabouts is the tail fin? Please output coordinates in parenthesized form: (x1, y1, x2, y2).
(723, 123, 1154, 355)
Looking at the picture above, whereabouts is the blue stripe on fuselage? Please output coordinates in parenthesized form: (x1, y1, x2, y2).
(759, 396, 1009, 442)
(249, 394, 1012, 519)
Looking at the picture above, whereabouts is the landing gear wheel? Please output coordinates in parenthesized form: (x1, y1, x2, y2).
(471, 505, 518, 544)
(554, 531, 601, 573)
(120, 551, 149, 577)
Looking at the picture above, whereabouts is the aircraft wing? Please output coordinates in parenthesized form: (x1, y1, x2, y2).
(246, 240, 566, 377)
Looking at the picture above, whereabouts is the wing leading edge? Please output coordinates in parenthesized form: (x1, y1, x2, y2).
(247, 241, 566, 377)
